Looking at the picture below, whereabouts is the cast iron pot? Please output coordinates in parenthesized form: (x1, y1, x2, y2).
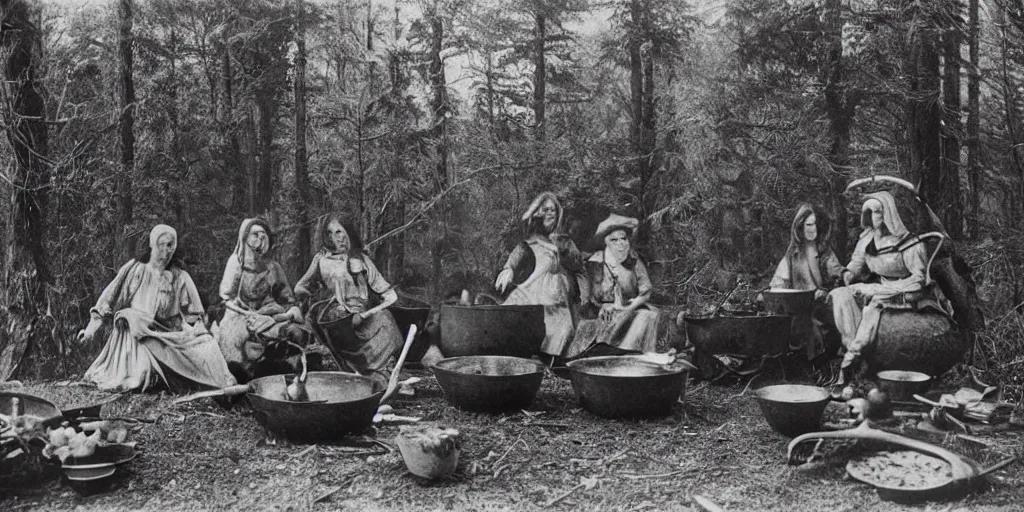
(866, 310, 967, 377)
(567, 355, 695, 419)
(752, 383, 830, 438)
(247, 371, 383, 442)
(682, 312, 792, 358)
(438, 304, 545, 358)
(432, 356, 545, 412)
(390, 306, 432, 362)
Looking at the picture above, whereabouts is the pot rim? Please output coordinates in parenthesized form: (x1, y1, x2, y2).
(431, 355, 546, 377)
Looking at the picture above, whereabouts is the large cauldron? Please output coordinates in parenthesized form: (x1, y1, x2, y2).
(567, 356, 694, 418)
(247, 372, 383, 442)
(439, 304, 545, 358)
(432, 356, 545, 412)
(866, 309, 967, 377)
(683, 312, 792, 358)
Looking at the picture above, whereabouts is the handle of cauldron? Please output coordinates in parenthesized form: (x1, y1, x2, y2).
(172, 384, 252, 405)
(379, 324, 417, 407)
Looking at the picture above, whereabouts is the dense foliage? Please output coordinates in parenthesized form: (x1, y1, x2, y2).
(1, 0, 1022, 391)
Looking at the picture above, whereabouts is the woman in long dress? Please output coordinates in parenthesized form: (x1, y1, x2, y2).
(829, 191, 949, 380)
(294, 215, 402, 387)
(768, 204, 846, 360)
(495, 192, 584, 361)
(78, 225, 236, 392)
(564, 214, 660, 358)
(217, 218, 311, 381)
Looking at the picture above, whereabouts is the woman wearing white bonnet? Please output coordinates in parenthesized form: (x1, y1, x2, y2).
(78, 224, 236, 391)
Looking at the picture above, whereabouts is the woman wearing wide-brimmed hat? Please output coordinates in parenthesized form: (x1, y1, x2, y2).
(562, 214, 660, 358)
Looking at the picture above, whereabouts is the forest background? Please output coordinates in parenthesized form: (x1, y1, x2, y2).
(2, 0, 1024, 395)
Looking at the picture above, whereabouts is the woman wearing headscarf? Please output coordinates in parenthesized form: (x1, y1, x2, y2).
(78, 225, 236, 392)
(768, 204, 846, 359)
(829, 191, 948, 379)
(563, 214, 659, 358)
(294, 215, 403, 387)
(217, 218, 309, 381)
(495, 192, 584, 360)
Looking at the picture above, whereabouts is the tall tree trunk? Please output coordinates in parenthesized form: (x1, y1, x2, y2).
(169, 30, 184, 224)
(940, 1, 964, 239)
(628, 0, 643, 160)
(0, 0, 50, 380)
(427, 4, 449, 301)
(823, 0, 853, 258)
(116, 0, 135, 261)
(255, 92, 277, 215)
(639, 40, 656, 218)
(222, 43, 244, 212)
(909, 32, 944, 217)
(966, 0, 980, 237)
(294, 0, 311, 271)
(533, 13, 546, 141)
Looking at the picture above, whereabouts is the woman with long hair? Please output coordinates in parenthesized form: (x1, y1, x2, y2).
(294, 214, 403, 387)
(495, 192, 584, 361)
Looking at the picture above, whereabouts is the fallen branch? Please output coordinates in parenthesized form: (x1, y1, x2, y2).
(619, 469, 690, 480)
(312, 485, 343, 504)
(291, 445, 317, 458)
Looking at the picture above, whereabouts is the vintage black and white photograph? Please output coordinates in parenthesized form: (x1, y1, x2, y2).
(0, 0, 1022, 509)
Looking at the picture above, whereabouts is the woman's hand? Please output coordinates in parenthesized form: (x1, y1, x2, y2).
(814, 289, 827, 301)
(352, 311, 368, 327)
(599, 303, 617, 321)
(494, 268, 514, 293)
(843, 270, 854, 286)
(77, 318, 103, 344)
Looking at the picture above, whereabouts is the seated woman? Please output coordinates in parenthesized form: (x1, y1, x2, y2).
(563, 214, 659, 359)
(294, 215, 403, 387)
(217, 218, 312, 382)
(495, 192, 584, 362)
(78, 225, 236, 392)
(768, 204, 845, 360)
(830, 191, 949, 381)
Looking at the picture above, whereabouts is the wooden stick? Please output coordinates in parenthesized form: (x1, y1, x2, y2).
(379, 324, 417, 406)
(172, 384, 251, 405)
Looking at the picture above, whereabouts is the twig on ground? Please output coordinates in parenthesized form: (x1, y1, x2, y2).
(543, 483, 583, 508)
(524, 422, 570, 429)
(312, 485, 343, 504)
(693, 495, 726, 512)
(291, 445, 317, 458)
(599, 449, 630, 466)
(492, 436, 528, 470)
(619, 469, 690, 480)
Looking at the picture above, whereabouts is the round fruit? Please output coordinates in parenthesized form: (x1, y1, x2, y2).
(866, 388, 892, 418)
(841, 386, 855, 401)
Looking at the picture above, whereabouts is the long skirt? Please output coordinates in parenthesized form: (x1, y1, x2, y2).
(563, 306, 659, 359)
(83, 308, 237, 392)
(216, 308, 310, 376)
(308, 301, 403, 387)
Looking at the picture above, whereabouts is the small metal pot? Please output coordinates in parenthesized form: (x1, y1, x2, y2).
(753, 384, 830, 438)
(876, 370, 932, 402)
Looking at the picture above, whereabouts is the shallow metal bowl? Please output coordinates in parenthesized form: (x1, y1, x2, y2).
(567, 356, 694, 419)
(248, 371, 384, 442)
(877, 370, 932, 402)
(432, 356, 545, 413)
(753, 384, 830, 437)
(0, 392, 63, 428)
(438, 305, 545, 358)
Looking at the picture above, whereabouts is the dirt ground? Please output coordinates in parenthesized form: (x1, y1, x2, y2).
(2, 370, 1022, 512)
